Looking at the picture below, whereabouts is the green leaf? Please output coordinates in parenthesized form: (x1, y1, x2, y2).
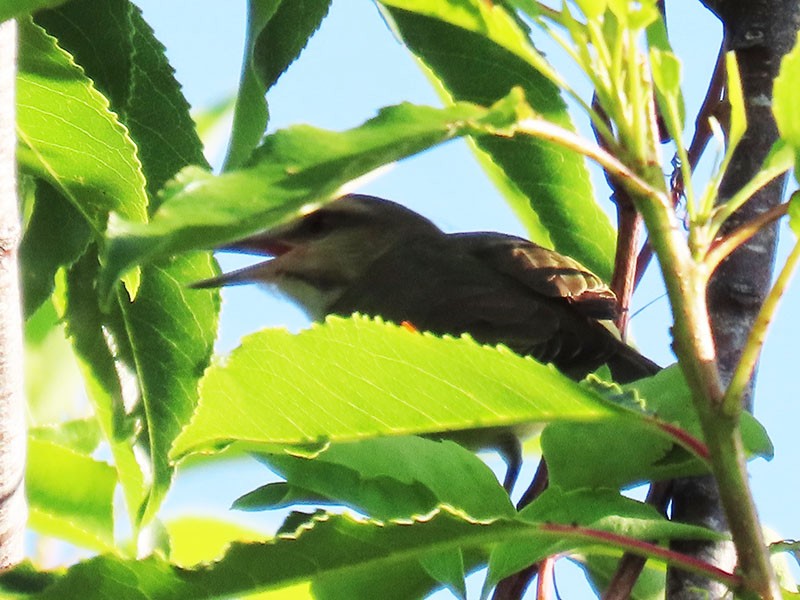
(27, 439, 116, 552)
(542, 366, 773, 489)
(39, 0, 221, 524)
(172, 315, 619, 459)
(29, 419, 102, 455)
(19, 182, 91, 317)
(582, 554, 666, 600)
(116, 2, 220, 523)
(63, 252, 148, 524)
(774, 31, 800, 179)
(245, 437, 514, 521)
(102, 89, 538, 295)
(0, 494, 719, 600)
(23, 299, 84, 425)
(234, 481, 330, 511)
(574, 0, 607, 20)
(165, 517, 269, 567)
(418, 550, 466, 600)
(37, 0, 209, 196)
(192, 96, 236, 145)
(223, 0, 332, 169)
(0, 0, 69, 22)
(378, 0, 615, 280)
(118, 253, 220, 523)
(789, 190, 800, 238)
(0, 510, 477, 599)
(649, 43, 686, 154)
(725, 52, 747, 150)
(649, 48, 682, 101)
(621, 1, 659, 30)
(1, 500, 721, 599)
(484, 487, 724, 592)
(313, 553, 446, 600)
(126, 6, 209, 194)
(16, 17, 148, 231)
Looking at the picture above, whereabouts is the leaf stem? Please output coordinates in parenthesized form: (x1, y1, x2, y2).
(708, 156, 792, 240)
(540, 522, 742, 589)
(513, 118, 669, 206)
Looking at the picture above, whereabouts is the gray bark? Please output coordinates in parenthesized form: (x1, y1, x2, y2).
(0, 19, 26, 569)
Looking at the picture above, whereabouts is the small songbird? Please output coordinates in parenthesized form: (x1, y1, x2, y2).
(193, 194, 659, 489)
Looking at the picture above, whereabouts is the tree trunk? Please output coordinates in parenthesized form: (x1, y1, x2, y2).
(0, 18, 26, 570)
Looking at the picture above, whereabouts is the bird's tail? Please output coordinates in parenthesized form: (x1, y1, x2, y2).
(607, 342, 662, 384)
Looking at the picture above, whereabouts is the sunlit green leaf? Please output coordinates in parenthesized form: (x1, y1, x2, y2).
(378, 0, 615, 280)
(23, 299, 84, 425)
(63, 252, 147, 523)
(37, 0, 209, 197)
(650, 49, 682, 98)
(16, 18, 148, 230)
(0, 501, 721, 599)
(166, 517, 269, 567)
(27, 439, 116, 552)
(419, 550, 466, 600)
(788, 190, 800, 238)
(102, 89, 537, 296)
(224, 0, 332, 169)
(29, 419, 102, 455)
(574, 0, 607, 20)
(172, 315, 621, 459)
(118, 253, 220, 523)
(0, 0, 68, 25)
(243, 437, 514, 521)
(38, 0, 221, 524)
(582, 554, 666, 600)
(484, 487, 724, 592)
(19, 182, 91, 317)
(726, 52, 747, 149)
(542, 366, 772, 490)
(774, 31, 800, 180)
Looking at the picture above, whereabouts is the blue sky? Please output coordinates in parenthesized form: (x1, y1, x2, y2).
(136, 1, 800, 595)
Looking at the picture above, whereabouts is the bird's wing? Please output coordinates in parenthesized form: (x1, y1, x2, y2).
(331, 235, 611, 377)
(449, 232, 619, 321)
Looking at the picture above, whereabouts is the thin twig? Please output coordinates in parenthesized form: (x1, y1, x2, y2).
(602, 480, 673, 600)
(517, 459, 549, 510)
(706, 201, 789, 272)
(492, 562, 539, 600)
(722, 229, 800, 416)
(708, 158, 793, 238)
(536, 556, 555, 599)
(590, 95, 642, 339)
(491, 460, 550, 600)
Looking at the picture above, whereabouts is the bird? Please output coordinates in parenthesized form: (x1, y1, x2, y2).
(192, 193, 660, 490)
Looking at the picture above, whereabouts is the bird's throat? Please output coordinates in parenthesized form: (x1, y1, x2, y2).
(273, 272, 347, 321)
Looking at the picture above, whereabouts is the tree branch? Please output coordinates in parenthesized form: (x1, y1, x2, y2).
(0, 18, 26, 569)
(669, 1, 799, 598)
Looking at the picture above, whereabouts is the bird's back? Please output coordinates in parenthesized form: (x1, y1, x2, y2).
(330, 232, 658, 383)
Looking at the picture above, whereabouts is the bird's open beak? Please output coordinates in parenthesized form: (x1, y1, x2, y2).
(189, 231, 295, 289)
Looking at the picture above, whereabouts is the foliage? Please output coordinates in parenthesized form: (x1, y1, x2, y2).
(5, 1, 800, 598)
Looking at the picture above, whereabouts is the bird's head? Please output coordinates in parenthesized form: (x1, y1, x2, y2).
(191, 194, 442, 318)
